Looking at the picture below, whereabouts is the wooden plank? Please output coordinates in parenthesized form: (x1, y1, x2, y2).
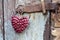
(23, 4, 42, 12)
(0, 0, 3, 40)
(15, 0, 54, 12)
(52, 0, 60, 3)
(4, 0, 16, 40)
(14, 0, 60, 13)
(51, 4, 60, 40)
(51, 5, 60, 28)
(15, 0, 60, 13)
(16, 3, 57, 13)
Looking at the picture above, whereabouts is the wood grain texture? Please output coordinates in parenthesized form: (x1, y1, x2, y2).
(51, 28, 60, 40)
(52, 0, 60, 3)
(51, 5, 60, 28)
(4, 0, 16, 40)
(15, 0, 57, 13)
(4, 0, 49, 40)
(0, 0, 3, 40)
(16, 3, 56, 13)
(51, 4, 60, 40)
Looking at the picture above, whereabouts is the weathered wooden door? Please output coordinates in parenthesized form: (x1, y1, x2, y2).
(0, 0, 51, 40)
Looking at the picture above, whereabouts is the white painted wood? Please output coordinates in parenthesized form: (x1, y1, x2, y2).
(4, 0, 49, 40)
(0, 0, 3, 40)
(4, 13, 49, 40)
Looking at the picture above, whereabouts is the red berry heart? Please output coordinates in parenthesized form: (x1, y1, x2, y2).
(11, 15, 29, 33)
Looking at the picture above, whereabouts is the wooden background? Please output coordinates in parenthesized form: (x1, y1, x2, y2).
(0, 0, 51, 40)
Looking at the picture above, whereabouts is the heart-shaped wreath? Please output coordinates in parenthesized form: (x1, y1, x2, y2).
(11, 5, 29, 33)
(11, 15, 29, 33)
